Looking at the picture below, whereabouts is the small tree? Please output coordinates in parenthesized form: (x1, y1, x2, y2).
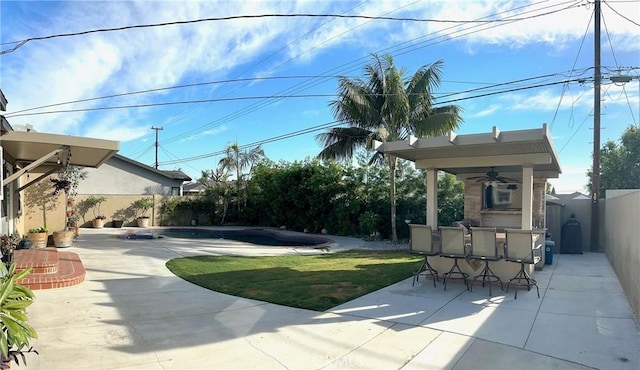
(132, 198, 154, 219)
(81, 196, 107, 219)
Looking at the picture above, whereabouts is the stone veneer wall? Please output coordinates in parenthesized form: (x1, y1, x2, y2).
(463, 179, 547, 227)
(464, 182, 483, 223)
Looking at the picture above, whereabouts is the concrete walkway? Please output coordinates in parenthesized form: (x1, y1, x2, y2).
(24, 228, 639, 369)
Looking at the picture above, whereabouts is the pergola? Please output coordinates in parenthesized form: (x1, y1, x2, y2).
(375, 124, 562, 230)
(1, 130, 120, 191)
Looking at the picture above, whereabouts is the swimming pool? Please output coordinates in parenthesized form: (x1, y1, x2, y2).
(123, 227, 330, 247)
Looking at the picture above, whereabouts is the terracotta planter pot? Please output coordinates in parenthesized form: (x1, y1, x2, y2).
(92, 218, 105, 228)
(53, 231, 74, 248)
(136, 218, 150, 228)
(27, 232, 48, 249)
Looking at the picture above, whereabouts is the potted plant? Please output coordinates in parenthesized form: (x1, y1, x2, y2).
(92, 215, 107, 229)
(111, 209, 128, 228)
(0, 234, 21, 268)
(0, 262, 38, 369)
(83, 196, 107, 228)
(26, 227, 48, 249)
(132, 197, 154, 227)
(52, 228, 74, 248)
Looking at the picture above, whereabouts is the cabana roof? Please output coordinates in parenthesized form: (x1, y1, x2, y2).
(375, 124, 561, 179)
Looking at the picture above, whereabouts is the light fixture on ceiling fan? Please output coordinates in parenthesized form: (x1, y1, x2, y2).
(467, 167, 520, 184)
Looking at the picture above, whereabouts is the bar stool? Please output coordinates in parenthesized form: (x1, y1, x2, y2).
(409, 224, 439, 287)
(469, 227, 503, 295)
(439, 226, 469, 291)
(504, 229, 542, 299)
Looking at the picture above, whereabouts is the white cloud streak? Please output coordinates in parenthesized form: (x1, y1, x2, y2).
(1, 0, 637, 142)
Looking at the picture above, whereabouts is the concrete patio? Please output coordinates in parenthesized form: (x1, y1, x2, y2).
(23, 228, 639, 369)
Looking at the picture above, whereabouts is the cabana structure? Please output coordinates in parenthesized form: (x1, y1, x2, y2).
(376, 124, 562, 283)
(375, 124, 561, 230)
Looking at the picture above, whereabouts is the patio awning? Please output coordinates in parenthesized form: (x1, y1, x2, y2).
(375, 124, 562, 179)
(1, 130, 120, 186)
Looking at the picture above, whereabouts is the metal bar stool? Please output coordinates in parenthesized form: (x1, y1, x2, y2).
(439, 226, 469, 291)
(409, 224, 439, 287)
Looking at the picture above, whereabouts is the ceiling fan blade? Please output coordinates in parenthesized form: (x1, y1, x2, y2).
(497, 176, 520, 183)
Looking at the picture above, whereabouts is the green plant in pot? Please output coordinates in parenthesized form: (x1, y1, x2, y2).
(26, 227, 48, 249)
(0, 262, 38, 369)
(111, 209, 130, 228)
(83, 196, 107, 228)
(132, 197, 154, 227)
(0, 234, 21, 268)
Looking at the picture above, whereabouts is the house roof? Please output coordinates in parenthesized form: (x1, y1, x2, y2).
(183, 182, 206, 193)
(375, 124, 562, 179)
(112, 154, 192, 182)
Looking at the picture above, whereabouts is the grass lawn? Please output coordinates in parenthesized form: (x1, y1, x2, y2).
(166, 251, 422, 311)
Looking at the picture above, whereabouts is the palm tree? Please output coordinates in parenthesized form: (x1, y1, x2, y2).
(218, 142, 265, 214)
(316, 53, 463, 243)
(200, 168, 232, 224)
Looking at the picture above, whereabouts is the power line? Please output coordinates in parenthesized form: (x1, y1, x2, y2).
(154, 77, 593, 167)
(550, 6, 593, 131)
(4, 75, 591, 119)
(1, 1, 588, 150)
(157, 120, 342, 166)
(4, 75, 338, 116)
(6, 66, 594, 119)
(603, 0, 640, 26)
(155, 0, 584, 145)
(3, 0, 600, 157)
(0, 11, 582, 55)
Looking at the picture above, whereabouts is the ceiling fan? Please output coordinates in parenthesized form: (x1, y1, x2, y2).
(467, 167, 520, 184)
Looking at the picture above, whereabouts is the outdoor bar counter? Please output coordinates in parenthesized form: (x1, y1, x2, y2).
(427, 229, 546, 284)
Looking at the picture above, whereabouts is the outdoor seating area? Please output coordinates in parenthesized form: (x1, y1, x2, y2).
(410, 224, 545, 298)
(23, 229, 640, 369)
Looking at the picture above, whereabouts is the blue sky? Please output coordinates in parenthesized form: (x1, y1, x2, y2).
(1, 0, 639, 193)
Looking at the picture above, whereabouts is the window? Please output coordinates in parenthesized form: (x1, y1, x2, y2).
(170, 187, 180, 196)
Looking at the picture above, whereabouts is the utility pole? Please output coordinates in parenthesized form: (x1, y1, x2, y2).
(151, 126, 163, 169)
(591, 0, 601, 252)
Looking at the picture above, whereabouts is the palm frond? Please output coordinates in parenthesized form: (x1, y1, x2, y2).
(315, 127, 373, 161)
(413, 105, 464, 137)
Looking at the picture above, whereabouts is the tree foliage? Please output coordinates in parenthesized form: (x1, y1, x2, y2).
(316, 53, 463, 242)
(218, 142, 265, 214)
(163, 157, 465, 240)
(588, 125, 640, 198)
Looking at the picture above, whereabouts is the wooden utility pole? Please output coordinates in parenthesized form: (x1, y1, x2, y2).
(151, 126, 163, 169)
(591, 0, 601, 252)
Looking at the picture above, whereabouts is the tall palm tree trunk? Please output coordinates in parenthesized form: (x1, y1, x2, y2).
(389, 155, 398, 243)
(236, 164, 241, 215)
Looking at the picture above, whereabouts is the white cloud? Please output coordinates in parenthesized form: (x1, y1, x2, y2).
(549, 165, 590, 194)
(83, 125, 149, 143)
(502, 88, 594, 112)
(2, 0, 637, 149)
(202, 125, 229, 136)
(469, 104, 500, 118)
